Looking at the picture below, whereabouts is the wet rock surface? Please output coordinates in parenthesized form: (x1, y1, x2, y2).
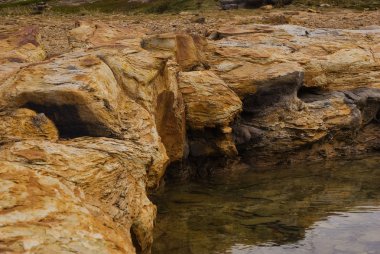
(0, 10, 380, 253)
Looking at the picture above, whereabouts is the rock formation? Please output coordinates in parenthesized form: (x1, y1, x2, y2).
(0, 25, 174, 254)
(0, 17, 379, 253)
(204, 24, 380, 167)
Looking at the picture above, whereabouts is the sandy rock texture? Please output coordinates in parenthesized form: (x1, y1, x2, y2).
(0, 26, 46, 83)
(0, 161, 136, 254)
(0, 23, 181, 254)
(0, 9, 380, 253)
(204, 23, 380, 166)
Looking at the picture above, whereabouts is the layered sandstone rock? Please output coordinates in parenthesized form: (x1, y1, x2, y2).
(0, 26, 46, 82)
(0, 138, 157, 253)
(70, 21, 187, 162)
(0, 24, 177, 254)
(69, 20, 148, 49)
(1, 17, 380, 254)
(141, 33, 205, 71)
(204, 24, 380, 166)
(178, 70, 242, 129)
(0, 108, 59, 142)
(178, 71, 242, 157)
(0, 162, 136, 254)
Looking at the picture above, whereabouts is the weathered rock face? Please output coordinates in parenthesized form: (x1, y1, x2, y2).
(0, 23, 180, 254)
(69, 22, 187, 162)
(178, 71, 242, 130)
(1, 16, 380, 254)
(0, 161, 136, 254)
(204, 24, 380, 167)
(0, 26, 46, 82)
(178, 71, 242, 157)
(0, 108, 59, 142)
(141, 33, 205, 71)
(0, 138, 157, 253)
(69, 20, 149, 49)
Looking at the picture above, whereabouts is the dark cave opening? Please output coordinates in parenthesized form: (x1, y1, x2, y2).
(297, 86, 325, 103)
(375, 108, 380, 123)
(23, 102, 110, 139)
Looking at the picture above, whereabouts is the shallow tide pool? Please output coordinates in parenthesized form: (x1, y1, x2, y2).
(151, 157, 380, 254)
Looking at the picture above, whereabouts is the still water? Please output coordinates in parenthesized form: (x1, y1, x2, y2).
(151, 157, 380, 254)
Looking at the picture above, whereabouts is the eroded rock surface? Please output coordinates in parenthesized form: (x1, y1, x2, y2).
(203, 24, 380, 167)
(0, 24, 174, 254)
(178, 70, 242, 129)
(1, 17, 380, 253)
(0, 26, 46, 83)
(0, 162, 136, 254)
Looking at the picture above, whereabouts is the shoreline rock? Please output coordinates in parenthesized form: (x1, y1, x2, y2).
(0, 18, 379, 253)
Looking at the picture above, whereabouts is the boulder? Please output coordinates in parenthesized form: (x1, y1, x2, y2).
(70, 22, 188, 161)
(304, 48, 380, 90)
(95, 48, 187, 162)
(178, 70, 242, 129)
(178, 71, 242, 157)
(0, 49, 170, 188)
(142, 33, 204, 71)
(69, 20, 148, 49)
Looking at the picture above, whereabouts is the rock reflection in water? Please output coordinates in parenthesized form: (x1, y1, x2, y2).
(151, 157, 380, 254)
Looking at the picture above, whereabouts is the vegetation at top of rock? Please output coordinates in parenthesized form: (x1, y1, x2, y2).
(1, 0, 379, 14)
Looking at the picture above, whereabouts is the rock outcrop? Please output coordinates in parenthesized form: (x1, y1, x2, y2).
(204, 24, 380, 167)
(1, 17, 379, 253)
(0, 24, 177, 254)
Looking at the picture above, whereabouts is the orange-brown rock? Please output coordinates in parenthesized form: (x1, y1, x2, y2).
(0, 31, 174, 252)
(0, 161, 136, 254)
(97, 48, 186, 161)
(0, 26, 46, 83)
(1, 18, 380, 254)
(69, 20, 148, 49)
(69, 21, 187, 162)
(201, 24, 380, 165)
(0, 49, 170, 187)
(0, 138, 157, 253)
(142, 33, 204, 71)
(206, 24, 380, 94)
(178, 70, 242, 129)
(177, 71, 242, 157)
(0, 108, 58, 142)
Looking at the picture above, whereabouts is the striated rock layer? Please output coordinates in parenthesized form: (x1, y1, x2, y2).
(0, 25, 176, 254)
(203, 24, 380, 167)
(0, 19, 380, 253)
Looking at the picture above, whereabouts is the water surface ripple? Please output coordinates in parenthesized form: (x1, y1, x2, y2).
(152, 157, 380, 254)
